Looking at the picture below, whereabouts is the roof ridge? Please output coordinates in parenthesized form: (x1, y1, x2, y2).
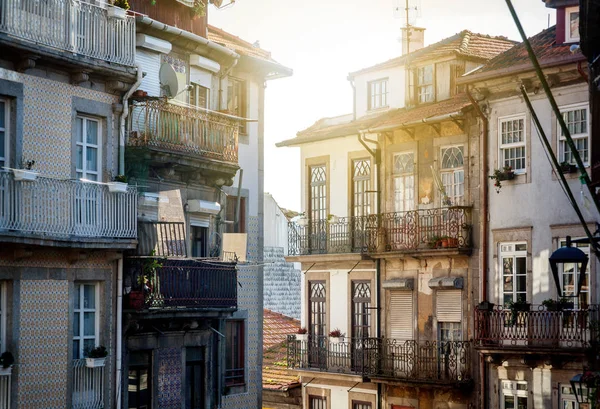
(459, 30, 472, 53)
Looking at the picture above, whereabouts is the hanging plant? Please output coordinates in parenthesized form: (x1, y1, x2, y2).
(489, 165, 514, 193)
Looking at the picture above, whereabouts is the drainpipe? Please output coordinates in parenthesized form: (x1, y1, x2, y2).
(119, 64, 143, 174)
(218, 58, 239, 111)
(466, 87, 488, 409)
(357, 132, 382, 409)
(348, 78, 356, 121)
(116, 257, 124, 409)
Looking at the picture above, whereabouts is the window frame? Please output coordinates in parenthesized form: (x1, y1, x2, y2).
(225, 319, 246, 388)
(73, 282, 100, 359)
(127, 351, 152, 409)
(501, 380, 528, 409)
(558, 103, 589, 166)
(351, 158, 371, 218)
(190, 82, 209, 110)
(439, 145, 465, 206)
(309, 164, 327, 222)
(392, 152, 415, 213)
(559, 237, 590, 307)
(367, 78, 388, 110)
(351, 280, 371, 340)
(498, 114, 527, 175)
(560, 383, 584, 409)
(565, 6, 580, 43)
(309, 395, 327, 409)
(499, 242, 528, 306)
(227, 76, 247, 135)
(0, 98, 9, 169)
(417, 65, 434, 104)
(75, 115, 102, 182)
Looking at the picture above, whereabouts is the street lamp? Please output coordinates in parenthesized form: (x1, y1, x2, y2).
(549, 236, 589, 298)
(571, 373, 590, 406)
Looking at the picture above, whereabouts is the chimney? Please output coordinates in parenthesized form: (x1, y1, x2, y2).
(401, 27, 425, 55)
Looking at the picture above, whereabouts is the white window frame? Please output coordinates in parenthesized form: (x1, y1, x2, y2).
(498, 114, 527, 174)
(190, 82, 209, 109)
(559, 238, 590, 307)
(0, 98, 9, 169)
(417, 65, 434, 104)
(76, 116, 102, 181)
(0, 283, 5, 353)
(368, 78, 388, 110)
(499, 242, 528, 306)
(73, 283, 100, 359)
(440, 145, 465, 206)
(560, 384, 583, 409)
(565, 6, 580, 43)
(558, 103, 589, 166)
(501, 380, 528, 409)
(392, 152, 415, 213)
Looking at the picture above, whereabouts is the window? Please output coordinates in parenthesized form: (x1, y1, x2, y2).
(559, 238, 590, 307)
(73, 283, 98, 359)
(128, 351, 151, 409)
(185, 347, 205, 409)
(565, 6, 580, 43)
(501, 380, 528, 409)
(308, 281, 326, 340)
(76, 116, 101, 181)
(499, 243, 527, 306)
(191, 226, 208, 258)
(559, 104, 589, 165)
(368, 79, 388, 110)
(309, 396, 326, 409)
(499, 116, 526, 173)
(352, 159, 371, 217)
(561, 384, 586, 409)
(351, 281, 371, 339)
(353, 401, 371, 409)
(389, 290, 413, 340)
(225, 196, 246, 234)
(225, 320, 245, 387)
(309, 165, 327, 222)
(0, 98, 8, 169)
(227, 77, 246, 134)
(190, 83, 209, 109)
(393, 153, 415, 212)
(440, 146, 464, 206)
(436, 290, 462, 340)
(417, 65, 434, 103)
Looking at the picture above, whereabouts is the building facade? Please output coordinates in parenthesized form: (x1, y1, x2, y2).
(278, 30, 515, 409)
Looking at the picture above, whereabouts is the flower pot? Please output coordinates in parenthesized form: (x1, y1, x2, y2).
(512, 302, 531, 312)
(560, 164, 578, 174)
(329, 336, 344, 344)
(478, 301, 495, 312)
(107, 6, 126, 19)
(13, 169, 38, 181)
(327, 216, 339, 224)
(441, 238, 449, 248)
(297, 218, 308, 227)
(446, 237, 459, 247)
(108, 182, 128, 193)
(85, 357, 106, 368)
(127, 290, 145, 310)
(0, 366, 12, 376)
(295, 333, 308, 342)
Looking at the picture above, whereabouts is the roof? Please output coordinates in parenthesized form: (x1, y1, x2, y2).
(348, 30, 517, 78)
(208, 25, 277, 64)
(462, 26, 585, 82)
(262, 309, 301, 391)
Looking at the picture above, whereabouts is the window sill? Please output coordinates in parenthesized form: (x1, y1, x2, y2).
(367, 106, 389, 113)
(224, 383, 247, 396)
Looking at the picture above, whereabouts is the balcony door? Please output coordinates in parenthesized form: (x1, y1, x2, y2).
(436, 290, 464, 381)
(308, 281, 326, 368)
(351, 159, 372, 251)
(388, 290, 414, 377)
(390, 153, 416, 250)
(0, 99, 9, 228)
(351, 281, 371, 372)
(308, 165, 327, 254)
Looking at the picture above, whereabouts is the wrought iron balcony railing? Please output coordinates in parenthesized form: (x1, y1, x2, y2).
(287, 336, 471, 384)
(474, 304, 600, 349)
(128, 99, 239, 164)
(72, 359, 104, 409)
(0, 172, 137, 240)
(0, 369, 10, 409)
(0, 0, 135, 66)
(288, 207, 472, 256)
(124, 258, 237, 310)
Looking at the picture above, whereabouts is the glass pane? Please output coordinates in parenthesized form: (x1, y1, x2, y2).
(83, 339, 95, 356)
(570, 11, 579, 39)
(86, 147, 97, 172)
(504, 396, 515, 409)
(73, 340, 80, 360)
(74, 312, 80, 336)
(76, 118, 83, 143)
(517, 397, 527, 409)
(86, 120, 98, 144)
(83, 285, 95, 308)
(84, 312, 95, 336)
(515, 243, 527, 251)
(74, 284, 81, 309)
(0, 101, 5, 128)
(76, 145, 83, 169)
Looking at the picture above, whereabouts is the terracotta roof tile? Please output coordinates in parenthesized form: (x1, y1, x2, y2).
(207, 25, 277, 63)
(262, 309, 301, 391)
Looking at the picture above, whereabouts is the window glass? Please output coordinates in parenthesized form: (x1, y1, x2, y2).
(499, 117, 526, 173)
(566, 7, 580, 42)
(440, 146, 464, 206)
(0, 99, 6, 168)
(73, 283, 98, 359)
(352, 159, 371, 217)
(417, 65, 434, 103)
(227, 77, 246, 134)
(309, 165, 327, 221)
(368, 79, 388, 110)
(225, 320, 245, 386)
(559, 239, 590, 307)
(500, 243, 528, 306)
(559, 106, 589, 165)
(393, 153, 415, 212)
(76, 116, 101, 181)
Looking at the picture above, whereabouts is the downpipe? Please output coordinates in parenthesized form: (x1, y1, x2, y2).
(119, 64, 143, 174)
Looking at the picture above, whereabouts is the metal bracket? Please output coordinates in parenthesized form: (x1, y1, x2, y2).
(303, 263, 316, 275)
(303, 377, 315, 388)
(347, 260, 361, 275)
(450, 118, 465, 132)
(428, 123, 441, 136)
(347, 382, 360, 393)
(401, 128, 415, 140)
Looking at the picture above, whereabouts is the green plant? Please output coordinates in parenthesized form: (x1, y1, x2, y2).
(87, 345, 108, 358)
(21, 159, 35, 170)
(328, 328, 345, 337)
(113, 174, 127, 183)
(0, 352, 14, 369)
(489, 165, 514, 193)
(113, 0, 130, 9)
(542, 298, 559, 311)
(297, 327, 307, 334)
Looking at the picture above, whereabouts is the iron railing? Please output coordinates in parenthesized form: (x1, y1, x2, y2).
(0, 370, 10, 409)
(0, 172, 137, 239)
(474, 304, 600, 349)
(288, 207, 472, 256)
(136, 221, 187, 257)
(0, 0, 135, 66)
(124, 258, 237, 310)
(128, 99, 240, 164)
(287, 336, 471, 384)
(72, 359, 104, 409)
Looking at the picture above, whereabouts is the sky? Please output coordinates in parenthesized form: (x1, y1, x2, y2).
(209, 0, 556, 211)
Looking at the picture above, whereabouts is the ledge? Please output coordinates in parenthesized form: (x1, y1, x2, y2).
(284, 253, 371, 263)
(0, 231, 138, 249)
(124, 307, 237, 320)
(368, 247, 472, 259)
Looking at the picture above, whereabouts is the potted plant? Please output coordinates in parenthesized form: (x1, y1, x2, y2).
(507, 299, 530, 326)
(13, 160, 38, 181)
(559, 161, 578, 174)
(107, 4, 127, 19)
(489, 165, 515, 193)
(108, 174, 128, 193)
(327, 214, 339, 224)
(328, 328, 345, 344)
(85, 346, 108, 368)
(0, 352, 14, 375)
(428, 235, 441, 249)
(478, 300, 495, 312)
(296, 213, 308, 227)
(295, 327, 308, 342)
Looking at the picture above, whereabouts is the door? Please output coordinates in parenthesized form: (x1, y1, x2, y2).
(308, 281, 326, 368)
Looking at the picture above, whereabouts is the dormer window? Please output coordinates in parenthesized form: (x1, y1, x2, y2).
(565, 6, 580, 43)
(368, 78, 388, 110)
(417, 65, 434, 103)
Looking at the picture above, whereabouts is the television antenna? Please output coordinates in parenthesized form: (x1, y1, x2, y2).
(393, 0, 421, 54)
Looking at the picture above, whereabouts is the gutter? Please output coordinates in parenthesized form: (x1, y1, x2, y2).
(365, 110, 465, 133)
(119, 64, 143, 174)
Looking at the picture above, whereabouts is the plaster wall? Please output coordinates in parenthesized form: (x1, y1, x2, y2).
(353, 65, 406, 119)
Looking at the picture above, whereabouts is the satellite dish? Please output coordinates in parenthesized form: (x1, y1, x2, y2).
(159, 62, 180, 98)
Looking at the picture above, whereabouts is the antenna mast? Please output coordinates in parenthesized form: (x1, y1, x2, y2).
(405, 0, 410, 54)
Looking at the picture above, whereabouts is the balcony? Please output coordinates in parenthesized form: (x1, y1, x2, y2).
(0, 172, 137, 247)
(0, 370, 10, 409)
(0, 0, 135, 67)
(287, 337, 471, 386)
(124, 258, 237, 312)
(288, 207, 472, 257)
(127, 99, 240, 172)
(474, 305, 600, 351)
(72, 359, 104, 409)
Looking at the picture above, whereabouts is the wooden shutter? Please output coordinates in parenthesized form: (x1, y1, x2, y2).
(389, 290, 413, 340)
(436, 290, 462, 322)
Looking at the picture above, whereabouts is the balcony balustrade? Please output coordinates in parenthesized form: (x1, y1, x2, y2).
(474, 304, 600, 350)
(0, 0, 135, 66)
(72, 359, 104, 409)
(128, 99, 239, 164)
(288, 207, 471, 256)
(124, 258, 237, 310)
(0, 370, 10, 409)
(287, 336, 471, 385)
(0, 172, 137, 241)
